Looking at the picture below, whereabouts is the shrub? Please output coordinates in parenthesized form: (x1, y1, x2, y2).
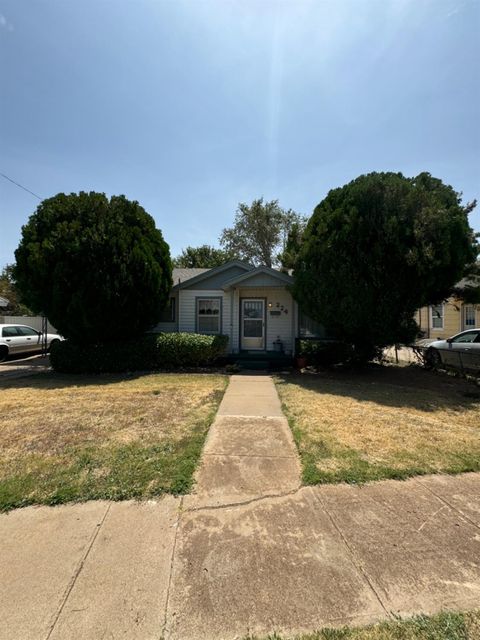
(50, 333, 229, 373)
(50, 335, 158, 373)
(155, 333, 228, 368)
(297, 339, 354, 367)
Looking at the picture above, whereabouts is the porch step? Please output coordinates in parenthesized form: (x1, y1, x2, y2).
(237, 359, 270, 371)
(227, 351, 293, 371)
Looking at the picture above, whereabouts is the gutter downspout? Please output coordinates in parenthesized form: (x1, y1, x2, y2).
(230, 287, 234, 354)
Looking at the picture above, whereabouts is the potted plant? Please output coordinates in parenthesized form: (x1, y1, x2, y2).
(294, 341, 308, 369)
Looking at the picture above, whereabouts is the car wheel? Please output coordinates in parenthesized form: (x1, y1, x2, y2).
(0, 346, 8, 362)
(48, 339, 60, 352)
(427, 348, 442, 368)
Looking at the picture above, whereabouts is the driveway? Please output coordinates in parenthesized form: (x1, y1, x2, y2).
(0, 353, 50, 378)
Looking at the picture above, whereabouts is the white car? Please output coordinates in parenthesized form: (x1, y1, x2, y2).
(0, 324, 62, 361)
(427, 328, 480, 372)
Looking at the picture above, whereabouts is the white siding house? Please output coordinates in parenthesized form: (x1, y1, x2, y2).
(154, 260, 311, 356)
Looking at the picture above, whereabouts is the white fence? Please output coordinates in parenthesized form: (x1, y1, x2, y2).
(0, 316, 58, 334)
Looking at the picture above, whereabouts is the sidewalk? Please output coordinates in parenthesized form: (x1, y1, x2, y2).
(1, 375, 479, 640)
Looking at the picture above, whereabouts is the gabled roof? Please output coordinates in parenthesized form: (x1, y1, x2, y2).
(456, 275, 480, 288)
(172, 260, 253, 290)
(222, 265, 294, 290)
(172, 268, 210, 286)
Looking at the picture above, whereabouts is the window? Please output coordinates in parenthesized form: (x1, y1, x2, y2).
(298, 311, 327, 338)
(464, 305, 476, 328)
(159, 298, 176, 323)
(452, 331, 479, 344)
(430, 305, 444, 330)
(2, 326, 20, 337)
(197, 298, 221, 334)
(17, 326, 39, 336)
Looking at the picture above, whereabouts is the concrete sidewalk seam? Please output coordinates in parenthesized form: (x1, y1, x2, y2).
(217, 413, 287, 420)
(185, 485, 303, 513)
(312, 489, 391, 620)
(162, 496, 183, 640)
(203, 452, 298, 460)
(414, 478, 480, 532)
(44, 502, 112, 640)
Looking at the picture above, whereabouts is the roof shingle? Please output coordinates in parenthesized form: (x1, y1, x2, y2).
(172, 268, 211, 285)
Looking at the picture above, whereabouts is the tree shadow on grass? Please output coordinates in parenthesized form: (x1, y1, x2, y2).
(0, 368, 225, 391)
(276, 364, 480, 413)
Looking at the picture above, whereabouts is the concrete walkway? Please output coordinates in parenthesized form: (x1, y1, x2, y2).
(1, 375, 480, 640)
(183, 374, 302, 509)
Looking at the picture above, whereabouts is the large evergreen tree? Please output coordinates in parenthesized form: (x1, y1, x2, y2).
(294, 172, 478, 360)
(14, 192, 172, 344)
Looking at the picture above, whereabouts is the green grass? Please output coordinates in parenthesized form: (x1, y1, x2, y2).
(247, 610, 480, 639)
(276, 366, 480, 486)
(0, 372, 227, 511)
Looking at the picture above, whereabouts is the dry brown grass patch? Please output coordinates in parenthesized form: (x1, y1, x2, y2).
(0, 373, 225, 458)
(276, 366, 480, 483)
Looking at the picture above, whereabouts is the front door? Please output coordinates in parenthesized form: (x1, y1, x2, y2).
(241, 299, 265, 350)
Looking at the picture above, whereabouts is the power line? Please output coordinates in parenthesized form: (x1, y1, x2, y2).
(0, 172, 42, 200)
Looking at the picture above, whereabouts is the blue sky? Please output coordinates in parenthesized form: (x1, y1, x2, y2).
(1, 0, 479, 267)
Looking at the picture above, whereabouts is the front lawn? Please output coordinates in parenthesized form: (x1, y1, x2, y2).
(251, 610, 480, 639)
(0, 372, 227, 511)
(276, 366, 480, 485)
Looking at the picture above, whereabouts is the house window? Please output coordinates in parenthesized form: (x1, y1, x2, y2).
(197, 298, 221, 334)
(430, 304, 444, 330)
(464, 305, 476, 328)
(298, 311, 326, 338)
(159, 298, 176, 323)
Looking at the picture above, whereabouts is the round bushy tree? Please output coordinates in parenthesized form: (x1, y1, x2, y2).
(14, 192, 172, 344)
(294, 172, 478, 360)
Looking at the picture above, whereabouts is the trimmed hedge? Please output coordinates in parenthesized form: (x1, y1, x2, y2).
(154, 332, 228, 368)
(50, 333, 229, 373)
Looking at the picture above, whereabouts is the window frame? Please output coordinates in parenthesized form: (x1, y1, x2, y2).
(464, 304, 476, 328)
(196, 296, 222, 335)
(430, 304, 444, 330)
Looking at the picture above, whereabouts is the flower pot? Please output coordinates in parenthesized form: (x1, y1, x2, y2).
(295, 356, 307, 369)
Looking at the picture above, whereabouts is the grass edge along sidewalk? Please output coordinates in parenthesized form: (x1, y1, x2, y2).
(246, 609, 480, 640)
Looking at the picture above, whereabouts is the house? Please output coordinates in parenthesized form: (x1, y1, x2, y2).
(155, 260, 479, 357)
(155, 260, 323, 362)
(416, 299, 479, 340)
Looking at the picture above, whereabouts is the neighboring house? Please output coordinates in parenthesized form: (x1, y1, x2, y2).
(155, 260, 323, 357)
(0, 296, 9, 308)
(416, 299, 480, 340)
